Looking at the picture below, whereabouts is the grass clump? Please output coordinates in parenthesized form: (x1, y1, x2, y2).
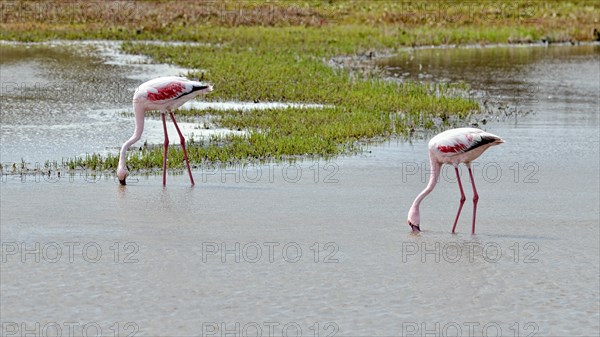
(3, 1, 596, 171)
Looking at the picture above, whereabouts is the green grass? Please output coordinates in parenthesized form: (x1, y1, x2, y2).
(66, 24, 482, 171)
(77, 34, 479, 168)
(2, 1, 596, 172)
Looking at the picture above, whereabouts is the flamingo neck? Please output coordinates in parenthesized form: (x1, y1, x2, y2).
(118, 103, 146, 170)
(410, 159, 441, 211)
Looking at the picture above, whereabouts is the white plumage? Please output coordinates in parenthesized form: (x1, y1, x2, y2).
(408, 127, 504, 234)
(117, 76, 213, 186)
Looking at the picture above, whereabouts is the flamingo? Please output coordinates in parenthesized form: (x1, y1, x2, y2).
(117, 76, 213, 186)
(407, 127, 504, 234)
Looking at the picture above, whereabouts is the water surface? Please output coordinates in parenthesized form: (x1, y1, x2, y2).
(1, 43, 599, 336)
(0, 41, 319, 164)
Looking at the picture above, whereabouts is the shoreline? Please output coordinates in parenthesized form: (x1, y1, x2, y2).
(3, 0, 597, 170)
(4, 39, 588, 172)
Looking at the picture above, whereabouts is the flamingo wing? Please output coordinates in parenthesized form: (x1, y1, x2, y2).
(431, 128, 502, 156)
(143, 77, 210, 102)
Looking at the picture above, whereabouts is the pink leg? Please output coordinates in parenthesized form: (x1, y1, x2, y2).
(169, 112, 195, 186)
(161, 112, 169, 186)
(451, 166, 466, 234)
(468, 166, 479, 235)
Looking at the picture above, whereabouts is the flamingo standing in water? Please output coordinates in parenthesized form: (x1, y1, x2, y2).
(117, 76, 213, 186)
(407, 128, 504, 234)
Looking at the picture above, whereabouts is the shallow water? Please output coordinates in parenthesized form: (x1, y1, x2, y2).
(0, 41, 320, 164)
(1, 43, 599, 336)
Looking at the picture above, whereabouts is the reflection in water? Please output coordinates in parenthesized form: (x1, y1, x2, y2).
(378, 44, 600, 126)
(117, 183, 128, 200)
(1, 43, 598, 336)
(0, 42, 326, 164)
(1, 43, 155, 164)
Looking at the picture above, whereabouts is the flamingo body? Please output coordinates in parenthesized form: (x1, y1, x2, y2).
(136, 76, 212, 111)
(407, 128, 504, 234)
(429, 127, 503, 165)
(117, 76, 213, 186)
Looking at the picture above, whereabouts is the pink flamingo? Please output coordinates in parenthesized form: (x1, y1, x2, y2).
(407, 127, 504, 234)
(117, 76, 213, 186)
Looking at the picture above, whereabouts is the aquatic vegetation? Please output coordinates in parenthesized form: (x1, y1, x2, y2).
(3, 1, 596, 171)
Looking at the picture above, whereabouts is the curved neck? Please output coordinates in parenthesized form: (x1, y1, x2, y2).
(118, 103, 146, 169)
(411, 158, 441, 210)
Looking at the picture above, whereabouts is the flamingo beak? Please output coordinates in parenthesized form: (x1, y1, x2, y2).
(119, 178, 126, 185)
(408, 221, 421, 232)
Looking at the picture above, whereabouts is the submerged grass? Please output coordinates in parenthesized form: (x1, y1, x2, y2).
(2, 1, 597, 171)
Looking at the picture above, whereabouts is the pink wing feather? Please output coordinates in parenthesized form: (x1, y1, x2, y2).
(430, 128, 502, 156)
(143, 77, 192, 102)
(147, 82, 186, 101)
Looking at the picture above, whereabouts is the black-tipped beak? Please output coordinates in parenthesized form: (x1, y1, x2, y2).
(191, 84, 213, 94)
(119, 179, 126, 185)
(408, 222, 421, 232)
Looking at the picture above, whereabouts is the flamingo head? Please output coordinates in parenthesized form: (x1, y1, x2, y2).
(407, 221, 421, 233)
(407, 208, 421, 233)
(117, 166, 128, 185)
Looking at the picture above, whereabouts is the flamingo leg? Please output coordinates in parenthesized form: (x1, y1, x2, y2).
(468, 166, 479, 235)
(451, 166, 466, 234)
(161, 112, 169, 186)
(169, 111, 195, 186)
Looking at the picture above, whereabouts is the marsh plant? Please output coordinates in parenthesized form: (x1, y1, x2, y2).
(3, 1, 597, 172)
